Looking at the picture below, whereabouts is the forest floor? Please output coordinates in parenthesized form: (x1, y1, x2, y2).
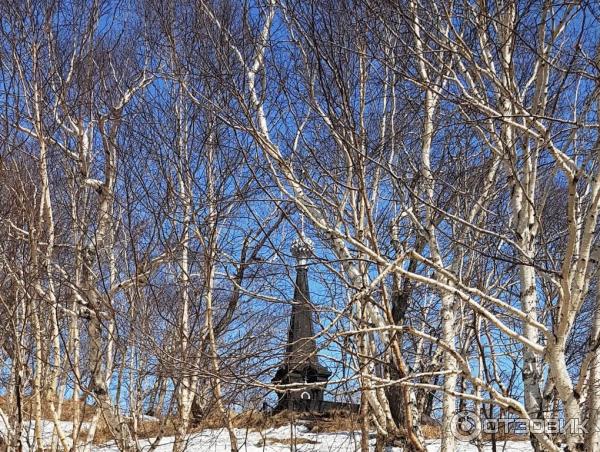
(92, 424, 535, 451)
(1, 419, 534, 451)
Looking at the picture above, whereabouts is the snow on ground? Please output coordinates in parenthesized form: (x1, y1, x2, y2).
(0, 419, 89, 451)
(92, 425, 534, 452)
(1, 417, 534, 451)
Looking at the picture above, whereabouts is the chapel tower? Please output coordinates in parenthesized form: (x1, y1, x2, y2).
(272, 232, 331, 411)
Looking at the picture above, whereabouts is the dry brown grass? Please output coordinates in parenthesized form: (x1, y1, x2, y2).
(87, 409, 392, 444)
(421, 423, 442, 439)
(0, 396, 95, 422)
(482, 432, 528, 441)
(231, 410, 272, 430)
(84, 418, 179, 445)
(86, 409, 328, 445)
(304, 410, 362, 433)
(80, 413, 528, 448)
(0, 400, 446, 446)
(255, 437, 318, 447)
(230, 409, 363, 433)
(202, 409, 307, 431)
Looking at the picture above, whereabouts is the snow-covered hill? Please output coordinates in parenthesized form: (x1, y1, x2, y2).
(93, 425, 534, 452)
(1, 419, 535, 451)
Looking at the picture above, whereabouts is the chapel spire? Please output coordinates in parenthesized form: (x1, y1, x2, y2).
(271, 228, 331, 412)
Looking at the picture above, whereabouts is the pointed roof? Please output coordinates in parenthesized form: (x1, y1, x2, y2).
(286, 262, 318, 367)
(273, 233, 331, 381)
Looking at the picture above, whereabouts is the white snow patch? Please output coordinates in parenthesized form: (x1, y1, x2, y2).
(92, 425, 534, 451)
(0, 419, 91, 451)
(1, 418, 535, 451)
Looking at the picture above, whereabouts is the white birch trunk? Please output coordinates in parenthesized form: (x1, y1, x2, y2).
(585, 290, 600, 450)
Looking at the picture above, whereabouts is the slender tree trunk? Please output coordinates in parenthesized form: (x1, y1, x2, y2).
(585, 294, 600, 450)
(173, 84, 194, 452)
(440, 292, 457, 452)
